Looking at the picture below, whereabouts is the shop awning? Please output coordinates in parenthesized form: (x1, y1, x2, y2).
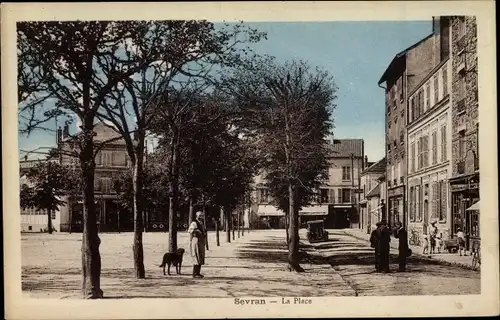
(256, 205, 285, 217)
(466, 201, 480, 211)
(299, 205, 329, 216)
(256, 204, 329, 217)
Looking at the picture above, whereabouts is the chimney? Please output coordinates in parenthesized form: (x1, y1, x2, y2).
(57, 126, 63, 143)
(63, 124, 70, 138)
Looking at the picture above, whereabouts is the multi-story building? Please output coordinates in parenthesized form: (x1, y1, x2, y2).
(378, 27, 442, 227)
(20, 159, 61, 232)
(247, 139, 365, 229)
(407, 17, 453, 241)
(20, 122, 132, 233)
(448, 16, 479, 251)
(359, 157, 386, 233)
(56, 122, 131, 232)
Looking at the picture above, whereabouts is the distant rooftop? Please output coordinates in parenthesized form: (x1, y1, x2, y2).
(362, 157, 386, 175)
(328, 139, 364, 158)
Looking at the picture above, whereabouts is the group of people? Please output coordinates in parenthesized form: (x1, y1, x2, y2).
(369, 220, 410, 273)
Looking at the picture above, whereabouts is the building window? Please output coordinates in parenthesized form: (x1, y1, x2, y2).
(423, 135, 429, 167)
(409, 186, 415, 222)
(433, 75, 439, 104)
(329, 188, 335, 204)
(51, 210, 56, 220)
(261, 189, 270, 204)
(342, 166, 351, 181)
(470, 212, 479, 237)
(458, 74, 466, 102)
(416, 185, 422, 222)
(458, 131, 466, 160)
(341, 189, 351, 203)
(320, 188, 329, 203)
(432, 131, 438, 165)
(431, 181, 439, 220)
(439, 180, 447, 222)
(101, 178, 112, 194)
(458, 16, 466, 39)
(425, 82, 431, 110)
(441, 125, 447, 162)
(410, 142, 415, 172)
(442, 65, 448, 96)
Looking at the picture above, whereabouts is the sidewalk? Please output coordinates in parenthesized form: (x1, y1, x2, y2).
(342, 228, 478, 271)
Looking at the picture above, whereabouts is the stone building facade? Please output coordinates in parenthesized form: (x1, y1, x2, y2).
(57, 122, 131, 232)
(378, 32, 441, 227)
(359, 157, 386, 234)
(448, 16, 479, 251)
(247, 139, 365, 230)
(407, 54, 453, 243)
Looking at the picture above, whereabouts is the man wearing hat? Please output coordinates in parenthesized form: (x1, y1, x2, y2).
(429, 220, 438, 254)
(377, 220, 392, 273)
(394, 221, 410, 272)
(188, 211, 207, 278)
(369, 222, 382, 272)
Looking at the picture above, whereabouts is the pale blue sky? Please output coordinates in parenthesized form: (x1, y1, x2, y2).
(19, 20, 433, 162)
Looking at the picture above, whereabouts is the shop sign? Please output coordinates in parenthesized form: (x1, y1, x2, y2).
(450, 184, 468, 192)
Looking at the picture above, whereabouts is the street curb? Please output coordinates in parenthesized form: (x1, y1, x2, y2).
(343, 230, 479, 272)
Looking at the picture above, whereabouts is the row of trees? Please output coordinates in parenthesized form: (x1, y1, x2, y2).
(18, 20, 337, 298)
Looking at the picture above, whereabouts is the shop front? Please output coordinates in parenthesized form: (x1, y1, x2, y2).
(450, 173, 479, 251)
(387, 185, 405, 227)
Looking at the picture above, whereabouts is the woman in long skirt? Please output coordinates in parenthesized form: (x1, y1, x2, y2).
(188, 211, 206, 278)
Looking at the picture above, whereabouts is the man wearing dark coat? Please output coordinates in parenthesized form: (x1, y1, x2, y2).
(377, 220, 391, 273)
(394, 221, 409, 272)
(369, 222, 382, 272)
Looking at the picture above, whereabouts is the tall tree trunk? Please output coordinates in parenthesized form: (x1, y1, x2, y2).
(215, 218, 220, 246)
(168, 131, 180, 253)
(285, 211, 290, 244)
(237, 210, 241, 238)
(232, 213, 235, 240)
(225, 209, 231, 243)
(287, 183, 304, 272)
(131, 137, 145, 278)
(47, 209, 53, 234)
(241, 209, 245, 237)
(80, 131, 103, 298)
(188, 194, 194, 228)
(203, 205, 209, 250)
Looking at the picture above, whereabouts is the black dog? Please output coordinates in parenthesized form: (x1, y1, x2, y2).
(159, 248, 185, 275)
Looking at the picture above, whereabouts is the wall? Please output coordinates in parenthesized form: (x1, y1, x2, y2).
(450, 16, 479, 176)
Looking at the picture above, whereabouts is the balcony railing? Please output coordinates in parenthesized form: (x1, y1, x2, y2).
(457, 35, 466, 52)
(457, 98, 466, 114)
(457, 161, 465, 174)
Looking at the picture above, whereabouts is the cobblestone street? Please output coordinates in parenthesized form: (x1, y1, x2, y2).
(21, 229, 480, 299)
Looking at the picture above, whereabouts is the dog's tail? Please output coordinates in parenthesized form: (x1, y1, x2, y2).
(159, 262, 165, 268)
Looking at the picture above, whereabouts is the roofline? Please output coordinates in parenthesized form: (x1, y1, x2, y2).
(378, 33, 435, 85)
(361, 157, 386, 174)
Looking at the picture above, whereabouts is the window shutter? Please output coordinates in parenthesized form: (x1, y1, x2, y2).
(329, 188, 335, 204)
(440, 181, 447, 221)
(431, 182, 438, 220)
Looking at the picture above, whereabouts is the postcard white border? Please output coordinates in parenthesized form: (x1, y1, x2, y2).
(2, 1, 498, 319)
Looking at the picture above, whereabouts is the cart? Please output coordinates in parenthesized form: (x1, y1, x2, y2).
(306, 220, 329, 243)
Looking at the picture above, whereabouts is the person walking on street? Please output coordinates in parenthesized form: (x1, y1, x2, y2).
(394, 221, 409, 272)
(377, 220, 391, 273)
(188, 211, 207, 278)
(428, 221, 438, 254)
(369, 222, 381, 272)
(456, 228, 467, 256)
